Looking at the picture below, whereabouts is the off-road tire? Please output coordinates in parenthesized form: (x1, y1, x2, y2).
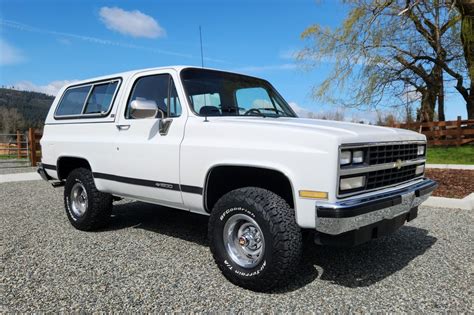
(64, 168, 113, 231)
(208, 187, 302, 291)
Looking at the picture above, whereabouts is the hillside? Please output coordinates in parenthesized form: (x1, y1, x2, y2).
(0, 88, 54, 133)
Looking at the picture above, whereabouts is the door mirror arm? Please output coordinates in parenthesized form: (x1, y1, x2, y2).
(159, 118, 173, 136)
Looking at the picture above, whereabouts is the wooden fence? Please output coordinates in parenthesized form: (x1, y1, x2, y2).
(0, 131, 29, 158)
(394, 117, 474, 146)
(28, 128, 42, 166)
(0, 128, 42, 166)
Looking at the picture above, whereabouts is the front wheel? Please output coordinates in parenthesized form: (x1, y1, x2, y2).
(208, 187, 302, 291)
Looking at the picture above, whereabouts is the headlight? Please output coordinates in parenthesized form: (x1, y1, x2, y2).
(340, 151, 352, 165)
(417, 145, 425, 156)
(340, 176, 366, 190)
(352, 150, 364, 164)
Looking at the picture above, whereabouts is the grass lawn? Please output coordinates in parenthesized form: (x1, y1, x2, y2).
(426, 146, 474, 165)
(0, 156, 28, 160)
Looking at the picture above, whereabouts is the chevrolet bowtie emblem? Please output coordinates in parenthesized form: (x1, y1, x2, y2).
(395, 159, 403, 169)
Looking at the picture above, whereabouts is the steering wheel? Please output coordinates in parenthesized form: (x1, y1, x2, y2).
(243, 108, 262, 116)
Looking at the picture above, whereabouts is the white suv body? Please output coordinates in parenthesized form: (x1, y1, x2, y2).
(38, 66, 436, 290)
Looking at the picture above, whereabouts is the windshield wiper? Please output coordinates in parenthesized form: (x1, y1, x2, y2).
(251, 108, 289, 117)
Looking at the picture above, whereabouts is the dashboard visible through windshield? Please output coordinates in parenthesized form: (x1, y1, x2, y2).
(180, 68, 297, 118)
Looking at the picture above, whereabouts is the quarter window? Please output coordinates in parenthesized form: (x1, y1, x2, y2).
(55, 86, 91, 116)
(83, 81, 119, 114)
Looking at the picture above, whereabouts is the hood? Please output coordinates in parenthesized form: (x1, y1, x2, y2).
(209, 117, 425, 143)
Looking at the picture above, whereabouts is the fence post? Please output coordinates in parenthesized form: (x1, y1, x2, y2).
(456, 116, 462, 147)
(28, 128, 37, 166)
(16, 129, 21, 159)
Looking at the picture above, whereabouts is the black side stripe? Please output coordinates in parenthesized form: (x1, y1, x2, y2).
(92, 172, 202, 195)
(181, 185, 204, 195)
(43, 164, 57, 171)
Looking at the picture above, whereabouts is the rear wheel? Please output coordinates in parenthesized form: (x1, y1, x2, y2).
(64, 168, 113, 231)
(208, 187, 302, 291)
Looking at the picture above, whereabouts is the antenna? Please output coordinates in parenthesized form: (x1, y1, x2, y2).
(199, 26, 204, 68)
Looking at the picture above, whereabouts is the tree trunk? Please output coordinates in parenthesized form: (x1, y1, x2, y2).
(468, 81, 474, 119)
(418, 87, 437, 122)
(435, 65, 446, 121)
(456, 1, 474, 119)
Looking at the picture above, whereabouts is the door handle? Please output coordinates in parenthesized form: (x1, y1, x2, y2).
(116, 124, 131, 131)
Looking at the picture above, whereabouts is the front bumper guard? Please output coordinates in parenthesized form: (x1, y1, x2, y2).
(315, 178, 437, 235)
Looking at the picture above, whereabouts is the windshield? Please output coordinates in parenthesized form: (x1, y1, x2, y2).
(180, 68, 297, 118)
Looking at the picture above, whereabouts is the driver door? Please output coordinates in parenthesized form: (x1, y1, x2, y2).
(111, 70, 186, 209)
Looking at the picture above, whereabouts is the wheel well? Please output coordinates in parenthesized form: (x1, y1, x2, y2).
(57, 157, 91, 180)
(204, 166, 294, 212)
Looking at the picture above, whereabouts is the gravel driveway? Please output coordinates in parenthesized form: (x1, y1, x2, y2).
(1, 180, 473, 312)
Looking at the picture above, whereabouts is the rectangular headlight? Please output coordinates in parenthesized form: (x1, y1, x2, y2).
(340, 151, 351, 165)
(417, 145, 425, 156)
(352, 150, 364, 164)
(340, 176, 366, 190)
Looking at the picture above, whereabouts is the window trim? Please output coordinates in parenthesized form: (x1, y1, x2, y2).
(54, 77, 122, 120)
(124, 73, 182, 120)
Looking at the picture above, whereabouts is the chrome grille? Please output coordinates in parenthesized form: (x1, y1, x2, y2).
(338, 141, 426, 197)
(365, 165, 418, 190)
(368, 143, 423, 165)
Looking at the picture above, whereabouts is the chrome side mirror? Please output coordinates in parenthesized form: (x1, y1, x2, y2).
(130, 99, 159, 119)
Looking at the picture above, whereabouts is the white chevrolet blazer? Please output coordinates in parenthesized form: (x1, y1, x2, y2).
(38, 66, 437, 291)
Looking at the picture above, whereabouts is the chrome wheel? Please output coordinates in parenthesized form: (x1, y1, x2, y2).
(223, 213, 265, 268)
(70, 182, 88, 217)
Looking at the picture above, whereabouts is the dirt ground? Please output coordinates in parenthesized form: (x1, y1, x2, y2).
(425, 169, 474, 199)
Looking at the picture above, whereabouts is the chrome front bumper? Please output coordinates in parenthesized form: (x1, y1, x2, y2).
(315, 179, 437, 235)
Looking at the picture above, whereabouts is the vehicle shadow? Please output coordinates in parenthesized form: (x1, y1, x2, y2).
(295, 226, 437, 289)
(104, 201, 437, 292)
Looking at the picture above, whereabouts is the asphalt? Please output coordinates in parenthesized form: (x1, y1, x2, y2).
(1, 180, 473, 312)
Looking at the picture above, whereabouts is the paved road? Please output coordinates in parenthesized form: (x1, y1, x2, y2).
(1, 180, 473, 312)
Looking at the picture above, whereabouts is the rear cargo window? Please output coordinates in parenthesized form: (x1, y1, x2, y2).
(55, 86, 91, 116)
(55, 78, 121, 119)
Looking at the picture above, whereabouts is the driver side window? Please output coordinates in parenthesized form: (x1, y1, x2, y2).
(126, 74, 182, 119)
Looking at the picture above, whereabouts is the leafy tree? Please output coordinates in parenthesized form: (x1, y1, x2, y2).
(298, 0, 470, 121)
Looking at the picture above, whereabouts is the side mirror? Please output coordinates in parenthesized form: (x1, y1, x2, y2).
(130, 99, 159, 119)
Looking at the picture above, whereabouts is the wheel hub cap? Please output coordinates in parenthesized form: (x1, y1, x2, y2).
(70, 182, 88, 217)
(223, 213, 265, 268)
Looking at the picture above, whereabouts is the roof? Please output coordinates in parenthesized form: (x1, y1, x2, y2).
(63, 65, 252, 89)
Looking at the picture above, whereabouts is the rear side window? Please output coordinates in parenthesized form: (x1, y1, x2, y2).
(55, 79, 121, 118)
(83, 81, 119, 114)
(55, 86, 91, 116)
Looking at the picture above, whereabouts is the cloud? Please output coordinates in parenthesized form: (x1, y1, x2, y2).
(289, 102, 314, 117)
(13, 80, 77, 96)
(0, 39, 25, 65)
(99, 7, 166, 38)
(0, 19, 227, 62)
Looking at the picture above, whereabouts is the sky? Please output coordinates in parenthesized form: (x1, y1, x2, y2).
(0, 0, 468, 121)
